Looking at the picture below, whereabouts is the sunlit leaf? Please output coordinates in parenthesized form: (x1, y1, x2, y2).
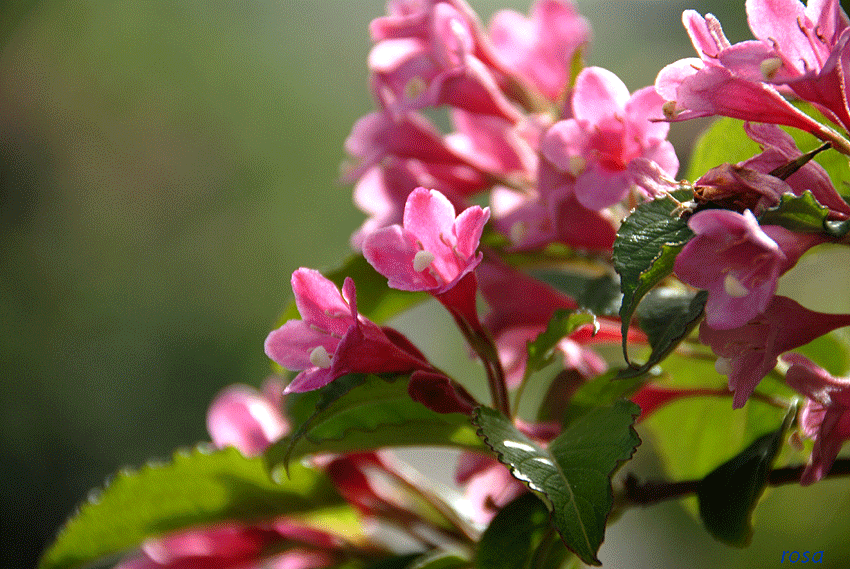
(39, 446, 342, 569)
(473, 401, 641, 565)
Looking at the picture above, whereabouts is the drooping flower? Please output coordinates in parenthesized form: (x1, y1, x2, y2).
(488, 0, 591, 102)
(541, 66, 678, 210)
(363, 187, 489, 326)
(264, 269, 430, 393)
(699, 296, 850, 408)
(206, 378, 289, 457)
(674, 209, 825, 330)
(783, 352, 850, 485)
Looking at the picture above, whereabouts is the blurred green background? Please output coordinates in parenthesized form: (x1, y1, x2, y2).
(2, 1, 848, 568)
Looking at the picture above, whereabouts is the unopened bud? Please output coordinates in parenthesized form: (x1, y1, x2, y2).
(309, 346, 332, 369)
(413, 249, 436, 272)
(723, 274, 749, 298)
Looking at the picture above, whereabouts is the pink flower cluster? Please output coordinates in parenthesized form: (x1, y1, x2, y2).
(658, 0, 850, 481)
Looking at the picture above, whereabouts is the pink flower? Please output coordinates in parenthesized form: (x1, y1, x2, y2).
(363, 187, 489, 325)
(368, 0, 521, 120)
(206, 378, 289, 457)
(541, 67, 678, 210)
(654, 10, 838, 135)
(455, 453, 527, 525)
(488, 0, 591, 102)
(264, 269, 430, 393)
(699, 296, 850, 408)
(738, 0, 850, 130)
(783, 353, 850, 485)
(675, 209, 826, 329)
(115, 520, 338, 569)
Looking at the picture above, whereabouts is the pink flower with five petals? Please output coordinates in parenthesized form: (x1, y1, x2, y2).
(541, 67, 678, 210)
(363, 187, 489, 326)
(264, 269, 430, 393)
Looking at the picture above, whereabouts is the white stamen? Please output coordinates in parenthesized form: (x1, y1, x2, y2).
(760, 57, 782, 79)
(662, 100, 680, 119)
(715, 357, 733, 376)
(309, 346, 332, 369)
(413, 250, 436, 272)
(568, 155, 587, 177)
(723, 274, 749, 298)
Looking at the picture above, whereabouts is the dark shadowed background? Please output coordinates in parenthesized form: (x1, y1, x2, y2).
(2, 1, 848, 568)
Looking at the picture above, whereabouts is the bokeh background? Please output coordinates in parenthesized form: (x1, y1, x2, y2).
(2, 1, 849, 568)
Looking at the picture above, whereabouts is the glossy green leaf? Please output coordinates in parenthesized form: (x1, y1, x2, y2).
(473, 401, 641, 566)
(275, 254, 429, 326)
(618, 288, 708, 378)
(697, 407, 794, 546)
(613, 190, 694, 365)
(758, 190, 850, 237)
(527, 270, 622, 317)
(266, 374, 482, 474)
(476, 493, 571, 569)
(39, 446, 342, 569)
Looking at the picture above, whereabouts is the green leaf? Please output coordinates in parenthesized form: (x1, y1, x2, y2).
(525, 310, 597, 376)
(758, 190, 850, 237)
(527, 270, 622, 317)
(613, 190, 695, 365)
(266, 374, 482, 474)
(562, 370, 646, 427)
(476, 493, 570, 569)
(275, 254, 429, 326)
(697, 407, 794, 546)
(618, 288, 708, 378)
(473, 401, 641, 566)
(39, 446, 342, 569)
(408, 551, 470, 569)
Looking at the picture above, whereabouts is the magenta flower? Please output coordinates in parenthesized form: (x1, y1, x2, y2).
(488, 0, 591, 102)
(541, 66, 678, 210)
(264, 269, 430, 393)
(784, 353, 850, 485)
(363, 187, 489, 325)
(206, 379, 289, 457)
(674, 209, 825, 330)
(699, 296, 850, 408)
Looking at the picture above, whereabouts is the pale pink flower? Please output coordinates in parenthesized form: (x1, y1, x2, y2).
(264, 269, 430, 393)
(206, 379, 289, 457)
(783, 352, 850, 484)
(488, 0, 591, 101)
(542, 67, 678, 210)
(675, 209, 825, 330)
(699, 296, 850, 408)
